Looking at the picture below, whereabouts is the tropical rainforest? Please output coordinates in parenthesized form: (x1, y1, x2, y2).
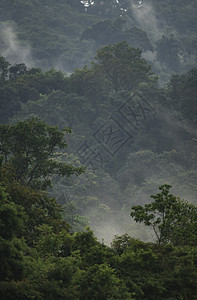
(0, 0, 197, 299)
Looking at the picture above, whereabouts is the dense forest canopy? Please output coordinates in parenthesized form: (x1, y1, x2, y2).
(0, 0, 197, 299)
(0, 0, 196, 79)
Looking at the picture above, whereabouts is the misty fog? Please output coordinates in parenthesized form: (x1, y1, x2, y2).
(0, 0, 196, 245)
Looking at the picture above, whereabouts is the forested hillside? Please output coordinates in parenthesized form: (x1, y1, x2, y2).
(0, 0, 197, 80)
(1, 42, 197, 239)
(0, 0, 197, 298)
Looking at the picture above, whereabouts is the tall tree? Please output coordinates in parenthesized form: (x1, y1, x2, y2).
(131, 184, 197, 245)
(0, 118, 85, 190)
(94, 41, 156, 92)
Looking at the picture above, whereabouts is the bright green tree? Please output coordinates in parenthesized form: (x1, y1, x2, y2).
(131, 184, 197, 245)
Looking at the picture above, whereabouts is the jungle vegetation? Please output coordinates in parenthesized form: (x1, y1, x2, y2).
(0, 0, 197, 298)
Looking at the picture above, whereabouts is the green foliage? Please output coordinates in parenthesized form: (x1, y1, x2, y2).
(21, 67, 68, 95)
(67, 41, 157, 126)
(94, 41, 156, 92)
(62, 204, 89, 233)
(111, 234, 144, 255)
(0, 237, 26, 281)
(0, 1, 197, 295)
(2, 179, 70, 245)
(35, 224, 72, 258)
(76, 263, 132, 299)
(0, 118, 85, 189)
(0, 56, 10, 79)
(0, 190, 26, 240)
(0, 179, 27, 281)
(81, 19, 153, 51)
(110, 236, 197, 299)
(0, 0, 94, 71)
(12, 90, 94, 130)
(0, 58, 70, 123)
(1, 169, 197, 299)
(5, 49, 196, 241)
(9, 63, 27, 81)
(168, 68, 197, 124)
(0, 0, 196, 81)
(131, 184, 197, 245)
(0, 279, 40, 300)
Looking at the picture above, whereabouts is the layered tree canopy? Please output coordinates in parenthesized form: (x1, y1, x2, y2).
(0, 1, 197, 297)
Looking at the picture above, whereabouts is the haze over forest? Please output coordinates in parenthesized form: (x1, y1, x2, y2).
(0, 1, 197, 299)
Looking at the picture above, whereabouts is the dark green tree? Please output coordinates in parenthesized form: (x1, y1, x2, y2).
(0, 176, 27, 281)
(168, 68, 197, 125)
(70, 41, 157, 106)
(9, 63, 27, 81)
(0, 56, 10, 80)
(94, 41, 156, 92)
(0, 118, 85, 190)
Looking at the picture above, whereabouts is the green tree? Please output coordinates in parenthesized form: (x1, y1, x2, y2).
(0, 118, 85, 190)
(75, 263, 132, 299)
(94, 41, 156, 93)
(20, 67, 68, 95)
(0, 56, 10, 80)
(111, 234, 197, 299)
(0, 178, 27, 281)
(69, 41, 157, 112)
(2, 179, 69, 245)
(131, 184, 197, 245)
(9, 63, 27, 81)
(168, 68, 197, 125)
